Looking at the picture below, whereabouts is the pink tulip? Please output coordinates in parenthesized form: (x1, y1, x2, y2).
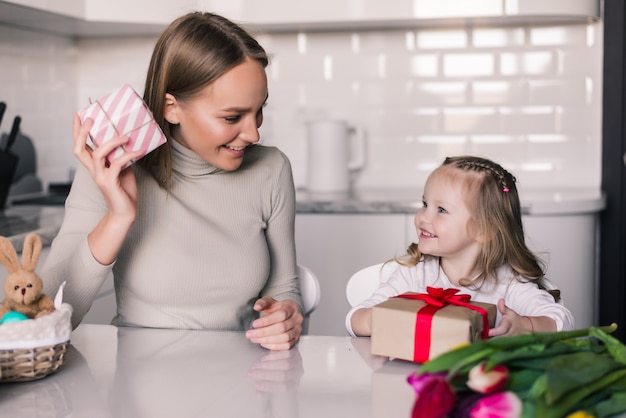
(466, 362, 509, 394)
(470, 391, 522, 418)
(407, 372, 456, 418)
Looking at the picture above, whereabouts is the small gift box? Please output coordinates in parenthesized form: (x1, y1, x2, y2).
(78, 83, 167, 168)
(371, 287, 497, 363)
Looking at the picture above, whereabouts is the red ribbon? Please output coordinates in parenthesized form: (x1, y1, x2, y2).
(395, 287, 489, 362)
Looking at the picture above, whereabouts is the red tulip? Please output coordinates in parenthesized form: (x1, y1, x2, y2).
(466, 362, 509, 394)
(470, 391, 522, 418)
(407, 372, 456, 418)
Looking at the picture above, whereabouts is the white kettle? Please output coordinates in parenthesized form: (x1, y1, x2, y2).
(306, 120, 365, 193)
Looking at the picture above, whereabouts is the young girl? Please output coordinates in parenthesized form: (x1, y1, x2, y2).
(347, 156, 575, 337)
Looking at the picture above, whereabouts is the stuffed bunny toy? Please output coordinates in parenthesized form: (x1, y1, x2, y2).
(0, 232, 55, 320)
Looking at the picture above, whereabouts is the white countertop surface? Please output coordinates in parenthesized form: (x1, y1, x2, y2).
(0, 205, 64, 250)
(296, 187, 606, 215)
(1, 324, 417, 418)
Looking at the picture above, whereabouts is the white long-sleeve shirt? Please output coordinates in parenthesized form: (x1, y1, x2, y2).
(42, 140, 302, 330)
(346, 257, 575, 336)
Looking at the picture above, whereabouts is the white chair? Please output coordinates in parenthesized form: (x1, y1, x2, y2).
(298, 264, 321, 334)
(346, 261, 398, 307)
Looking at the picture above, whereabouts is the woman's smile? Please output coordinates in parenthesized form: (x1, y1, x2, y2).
(165, 59, 268, 171)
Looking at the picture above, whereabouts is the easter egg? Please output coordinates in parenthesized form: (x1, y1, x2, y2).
(1, 311, 29, 324)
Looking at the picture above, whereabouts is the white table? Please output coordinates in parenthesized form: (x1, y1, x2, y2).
(0, 324, 418, 418)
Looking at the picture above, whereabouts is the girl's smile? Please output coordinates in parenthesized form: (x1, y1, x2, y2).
(414, 168, 482, 279)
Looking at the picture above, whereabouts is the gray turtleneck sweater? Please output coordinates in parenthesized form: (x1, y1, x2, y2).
(42, 140, 302, 330)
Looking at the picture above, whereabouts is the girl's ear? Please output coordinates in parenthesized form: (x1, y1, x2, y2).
(163, 93, 180, 124)
(469, 220, 486, 244)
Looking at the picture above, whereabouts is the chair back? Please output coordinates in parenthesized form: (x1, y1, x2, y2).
(298, 264, 321, 316)
(346, 261, 398, 307)
(298, 264, 321, 335)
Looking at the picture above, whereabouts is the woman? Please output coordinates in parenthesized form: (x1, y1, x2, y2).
(43, 12, 303, 351)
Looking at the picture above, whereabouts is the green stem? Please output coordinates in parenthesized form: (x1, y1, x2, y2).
(446, 348, 495, 380)
(486, 324, 618, 350)
(544, 368, 626, 417)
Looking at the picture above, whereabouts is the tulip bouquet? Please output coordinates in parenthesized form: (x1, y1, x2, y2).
(407, 324, 626, 418)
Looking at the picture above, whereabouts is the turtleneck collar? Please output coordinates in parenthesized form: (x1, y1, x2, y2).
(170, 138, 222, 177)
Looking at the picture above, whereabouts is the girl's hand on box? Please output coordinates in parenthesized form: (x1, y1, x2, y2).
(488, 298, 528, 337)
(489, 299, 557, 337)
(246, 297, 303, 351)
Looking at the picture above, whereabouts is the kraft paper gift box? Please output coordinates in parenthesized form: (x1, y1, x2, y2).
(78, 84, 167, 168)
(371, 288, 497, 363)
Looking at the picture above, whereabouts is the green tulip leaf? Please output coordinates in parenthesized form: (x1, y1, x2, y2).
(418, 345, 495, 374)
(547, 368, 626, 417)
(590, 327, 626, 365)
(520, 399, 538, 418)
(486, 342, 594, 370)
(545, 351, 624, 404)
(526, 373, 548, 400)
(594, 392, 626, 417)
(507, 368, 543, 397)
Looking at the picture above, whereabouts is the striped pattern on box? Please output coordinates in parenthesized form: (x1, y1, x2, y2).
(78, 83, 166, 167)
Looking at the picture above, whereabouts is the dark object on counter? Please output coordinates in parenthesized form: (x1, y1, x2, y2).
(5, 115, 21, 152)
(0, 121, 44, 203)
(10, 183, 70, 206)
(0, 116, 21, 209)
(0, 154, 18, 209)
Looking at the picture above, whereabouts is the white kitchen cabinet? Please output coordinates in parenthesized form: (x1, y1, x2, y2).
(295, 213, 415, 336)
(522, 213, 600, 329)
(2, 0, 84, 18)
(203, 0, 601, 30)
(0, 0, 601, 37)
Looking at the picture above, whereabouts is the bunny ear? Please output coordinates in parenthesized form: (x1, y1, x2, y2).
(0, 236, 21, 274)
(21, 233, 42, 272)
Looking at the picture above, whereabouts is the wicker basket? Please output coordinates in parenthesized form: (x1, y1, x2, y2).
(0, 282, 72, 383)
(0, 340, 69, 382)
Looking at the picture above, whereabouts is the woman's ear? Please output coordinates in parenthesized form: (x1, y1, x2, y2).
(163, 93, 180, 124)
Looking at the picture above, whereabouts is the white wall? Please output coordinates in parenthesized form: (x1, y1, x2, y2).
(0, 20, 603, 193)
(0, 25, 77, 187)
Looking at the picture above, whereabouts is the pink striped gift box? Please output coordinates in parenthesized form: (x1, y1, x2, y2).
(78, 84, 167, 168)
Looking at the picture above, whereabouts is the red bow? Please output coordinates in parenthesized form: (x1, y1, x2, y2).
(398, 287, 471, 307)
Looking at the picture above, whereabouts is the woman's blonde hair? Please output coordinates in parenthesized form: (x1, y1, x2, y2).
(397, 156, 552, 293)
(138, 12, 269, 187)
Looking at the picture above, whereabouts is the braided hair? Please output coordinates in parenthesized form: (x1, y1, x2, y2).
(397, 155, 553, 295)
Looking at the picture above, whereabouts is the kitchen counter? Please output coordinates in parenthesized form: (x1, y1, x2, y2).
(2, 324, 416, 417)
(0, 205, 64, 251)
(296, 187, 606, 215)
(0, 187, 606, 244)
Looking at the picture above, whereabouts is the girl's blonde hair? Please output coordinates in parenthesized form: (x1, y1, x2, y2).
(397, 155, 553, 293)
(138, 12, 269, 187)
